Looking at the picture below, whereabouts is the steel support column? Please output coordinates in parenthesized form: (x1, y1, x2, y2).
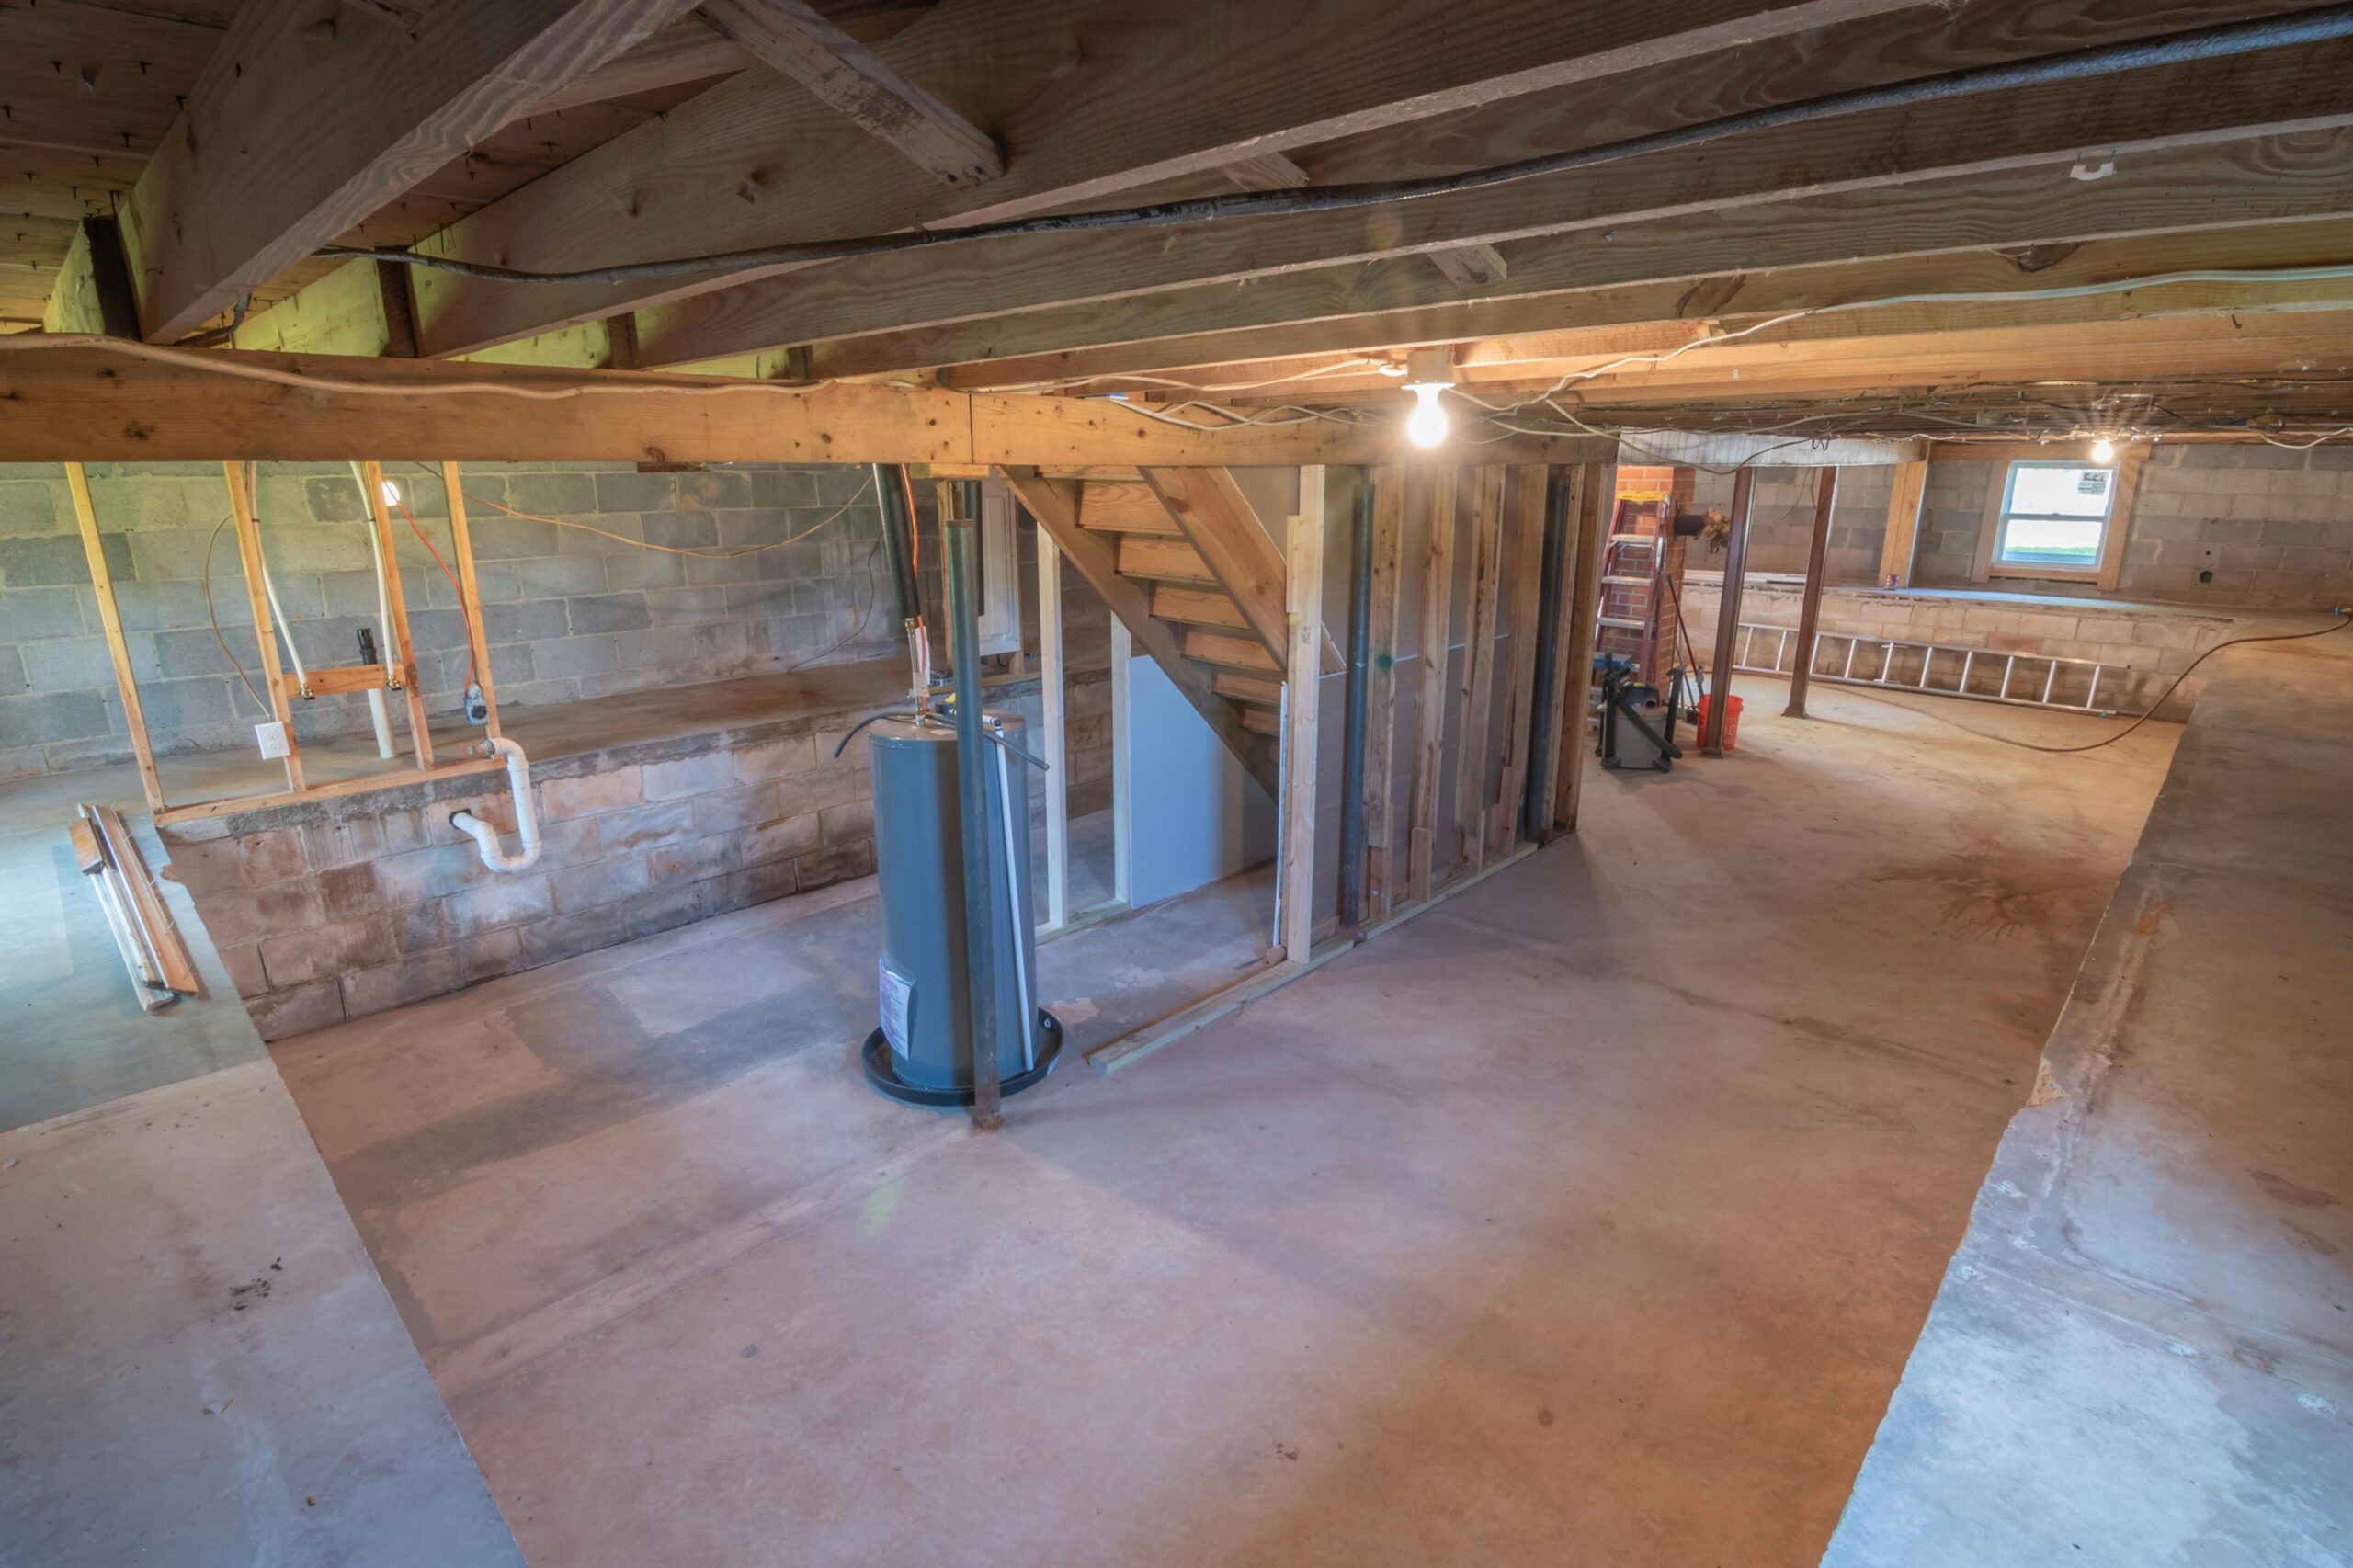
(1785, 467, 1841, 719)
(1701, 467, 1756, 757)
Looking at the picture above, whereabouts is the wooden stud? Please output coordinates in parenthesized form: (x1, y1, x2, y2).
(1453, 466, 1507, 878)
(441, 460, 502, 740)
(1529, 465, 1589, 836)
(1490, 463, 1551, 856)
(1279, 467, 1328, 965)
(1552, 461, 1616, 833)
(1878, 459, 1928, 587)
(1037, 527, 1070, 932)
(221, 462, 305, 793)
(1361, 465, 1405, 922)
(361, 461, 437, 769)
(63, 463, 165, 812)
(1406, 466, 1460, 903)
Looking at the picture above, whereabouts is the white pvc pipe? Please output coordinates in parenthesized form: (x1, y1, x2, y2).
(364, 687, 395, 759)
(354, 458, 396, 631)
(449, 737, 541, 873)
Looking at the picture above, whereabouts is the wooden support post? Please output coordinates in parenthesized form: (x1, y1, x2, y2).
(1406, 466, 1460, 903)
(441, 461, 501, 740)
(63, 464, 164, 812)
(1786, 467, 1841, 719)
(1361, 465, 1405, 922)
(361, 461, 437, 769)
(1491, 463, 1551, 856)
(1552, 461, 1616, 834)
(1453, 466, 1507, 878)
(1701, 468, 1758, 757)
(1279, 466, 1328, 965)
(1878, 458, 1928, 588)
(1037, 527, 1070, 931)
(221, 462, 305, 793)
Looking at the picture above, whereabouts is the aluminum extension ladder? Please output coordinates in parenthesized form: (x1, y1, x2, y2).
(1732, 622, 2130, 714)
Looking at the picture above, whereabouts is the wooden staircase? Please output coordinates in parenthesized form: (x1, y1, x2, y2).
(999, 466, 1340, 797)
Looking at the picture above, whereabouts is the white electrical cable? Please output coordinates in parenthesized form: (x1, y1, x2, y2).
(16, 258, 2353, 448)
(0, 333, 821, 401)
(1448, 261, 2353, 422)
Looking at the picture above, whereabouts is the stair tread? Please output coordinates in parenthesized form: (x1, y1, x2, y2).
(1185, 629, 1281, 674)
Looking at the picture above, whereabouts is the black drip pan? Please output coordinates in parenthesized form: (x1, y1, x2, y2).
(861, 1010, 1063, 1108)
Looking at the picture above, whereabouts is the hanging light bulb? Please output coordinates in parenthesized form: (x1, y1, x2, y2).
(2089, 436, 2117, 463)
(1404, 382, 1450, 449)
(1401, 348, 1455, 449)
(380, 479, 403, 506)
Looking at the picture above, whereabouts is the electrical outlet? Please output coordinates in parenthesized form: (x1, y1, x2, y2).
(464, 682, 489, 724)
(255, 721, 290, 759)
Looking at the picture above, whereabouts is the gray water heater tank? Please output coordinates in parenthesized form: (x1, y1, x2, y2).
(861, 710, 1061, 1106)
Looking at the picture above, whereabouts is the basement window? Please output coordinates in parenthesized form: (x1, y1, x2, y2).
(1994, 460, 2117, 573)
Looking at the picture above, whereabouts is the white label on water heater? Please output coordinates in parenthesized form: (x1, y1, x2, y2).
(879, 960, 914, 1057)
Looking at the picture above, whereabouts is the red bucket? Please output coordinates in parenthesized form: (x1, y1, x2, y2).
(1693, 693, 1744, 750)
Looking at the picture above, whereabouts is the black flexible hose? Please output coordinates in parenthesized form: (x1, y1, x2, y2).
(324, 6, 2353, 288)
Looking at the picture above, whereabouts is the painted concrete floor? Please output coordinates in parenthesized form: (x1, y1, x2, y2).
(0, 775, 518, 1565)
(1826, 631, 2353, 1567)
(264, 677, 2178, 1566)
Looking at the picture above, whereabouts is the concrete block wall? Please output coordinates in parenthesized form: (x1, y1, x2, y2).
(1688, 443, 2353, 611)
(1915, 444, 2353, 610)
(159, 700, 890, 1040)
(0, 460, 907, 778)
(1688, 465, 1895, 584)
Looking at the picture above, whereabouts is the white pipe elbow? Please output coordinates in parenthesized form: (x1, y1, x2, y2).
(450, 737, 541, 874)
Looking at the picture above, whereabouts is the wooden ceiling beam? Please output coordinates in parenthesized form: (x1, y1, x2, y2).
(1370, 312, 2353, 407)
(397, 0, 1934, 356)
(1071, 246, 2353, 403)
(117, 0, 706, 346)
(825, 129, 2353, 381)
(699, 0, 1000, 186)
(526, 13, 755, 112)
(0, 342, 1614, 465)
(637, 28, 2353, 367)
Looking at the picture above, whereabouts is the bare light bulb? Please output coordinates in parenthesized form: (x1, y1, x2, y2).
(1404, 383, 1450, 449)
(379, 479, 403, 506)
(2089, 437, 2117, 463)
